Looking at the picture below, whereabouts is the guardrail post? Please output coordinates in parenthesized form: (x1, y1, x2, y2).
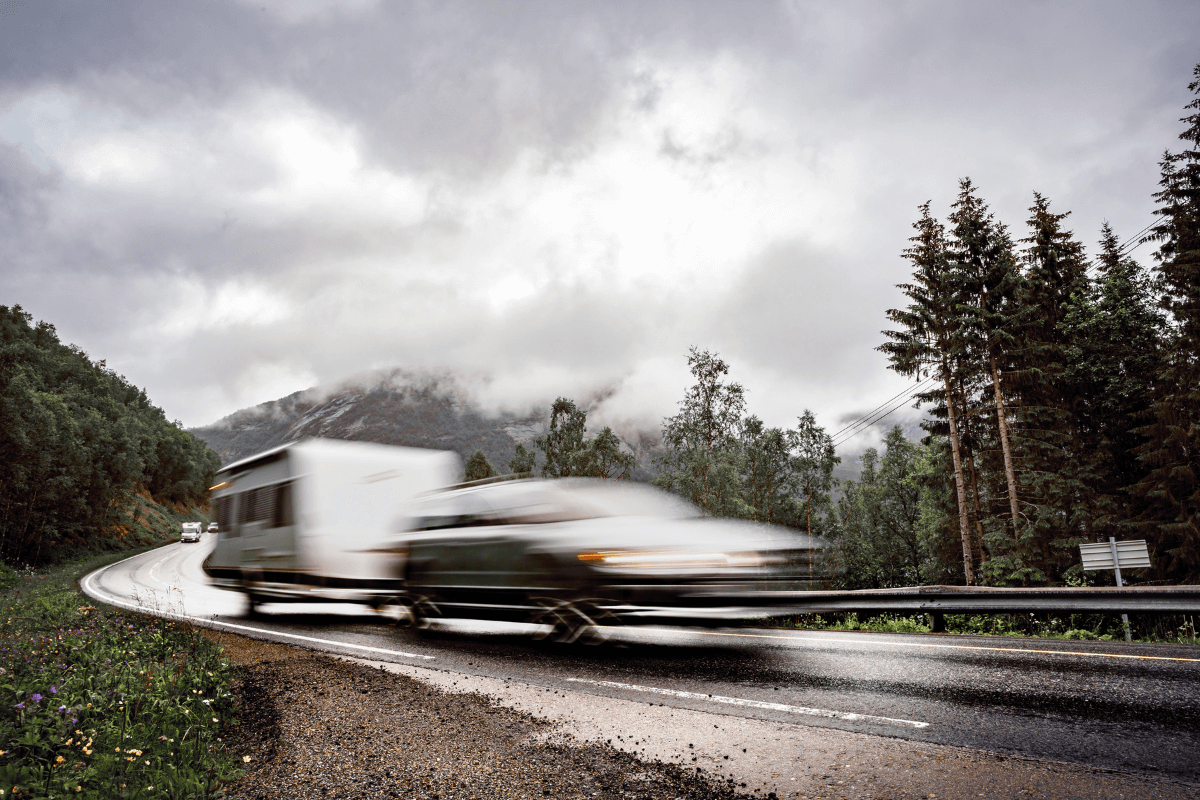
(929, 612, 945, 633)
(1110, 537, 1132, 642)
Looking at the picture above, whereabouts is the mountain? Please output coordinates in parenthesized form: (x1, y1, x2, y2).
(187, 369, 664, 480)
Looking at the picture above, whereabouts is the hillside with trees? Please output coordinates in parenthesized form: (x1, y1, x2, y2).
(0, 305, 220, 564)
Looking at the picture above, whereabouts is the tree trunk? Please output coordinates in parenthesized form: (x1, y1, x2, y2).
(962, 438, 988, 569)
(942, 369, 976, 585)
(989, 354, 1022, 537)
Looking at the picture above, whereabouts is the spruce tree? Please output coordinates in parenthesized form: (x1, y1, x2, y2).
(946, 179, 1025, 555)
(1066, 225, 1164, 539)
(1132, 64, 1200, 582)
(464, 450, 497, 482)
(1004, 193, 1093, 582)
(880, 202, 979, 584)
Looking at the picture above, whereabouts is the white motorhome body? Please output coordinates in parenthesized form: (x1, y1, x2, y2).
(204, 439, 459, 606)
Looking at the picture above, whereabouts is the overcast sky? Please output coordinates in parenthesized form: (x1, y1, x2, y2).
(2, 0, 1197, 449)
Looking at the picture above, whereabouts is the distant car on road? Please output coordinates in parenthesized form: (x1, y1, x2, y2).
(207, 522, 219, 533)
(180, 522, 203, 543)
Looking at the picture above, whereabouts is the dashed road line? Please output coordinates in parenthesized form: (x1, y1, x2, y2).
(565, 677, 930, 728)
(680, 628, 1200, 663)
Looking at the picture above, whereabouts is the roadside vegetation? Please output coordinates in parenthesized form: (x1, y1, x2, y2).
(0, 554, 241, 798)
(779, 611, 1199, 644)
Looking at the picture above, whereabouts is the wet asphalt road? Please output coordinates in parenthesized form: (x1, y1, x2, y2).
(83, 540, 1200, 786)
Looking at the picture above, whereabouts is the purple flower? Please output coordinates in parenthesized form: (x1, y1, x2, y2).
(30, 694, 42, 704)
(57, 705, 66, 713)
(50, 686, 56, 694)
(14, 703, 23, 710)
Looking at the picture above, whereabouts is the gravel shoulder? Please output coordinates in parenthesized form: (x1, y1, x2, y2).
(218, 633, 754, 800)
(216, 633, 1199, 800)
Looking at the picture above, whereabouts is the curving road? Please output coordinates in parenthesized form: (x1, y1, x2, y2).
(83, 539, 1200, 798)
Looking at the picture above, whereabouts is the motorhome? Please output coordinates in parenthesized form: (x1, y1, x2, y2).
(204, 438, 459, 610)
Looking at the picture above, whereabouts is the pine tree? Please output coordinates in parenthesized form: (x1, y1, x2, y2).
(880, 202, 979, 584)
(1066, 224, 1164, 539)
(464, 450, 497, 482)
(946, 179, 1025, 554)
(1132, 64, 1200, 582)
(1000, 192, 1093, 582)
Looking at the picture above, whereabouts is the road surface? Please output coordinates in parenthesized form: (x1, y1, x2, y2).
(82, 539, 1200, 798)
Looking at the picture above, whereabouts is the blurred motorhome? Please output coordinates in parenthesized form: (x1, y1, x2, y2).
(204, 438, 459, 611)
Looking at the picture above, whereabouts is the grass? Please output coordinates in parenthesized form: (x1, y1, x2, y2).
(778, 611, 1200, 643)
(0, 552, 242, 799)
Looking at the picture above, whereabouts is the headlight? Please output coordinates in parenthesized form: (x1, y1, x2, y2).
(577, 550, 766, 569)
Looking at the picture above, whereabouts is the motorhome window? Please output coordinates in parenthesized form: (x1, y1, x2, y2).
(236, 491, 254, 524)
(253, 486, 278, 524)
(272, 482, 294, 528)
(215, 496, 235, 532)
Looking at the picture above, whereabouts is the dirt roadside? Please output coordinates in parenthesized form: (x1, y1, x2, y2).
(215, 634, 1198, 800)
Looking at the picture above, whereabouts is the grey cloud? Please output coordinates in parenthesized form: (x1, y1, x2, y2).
(2, 0, 1199, 433)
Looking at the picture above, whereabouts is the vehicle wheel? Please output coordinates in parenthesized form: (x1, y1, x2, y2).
(245, 592, 262, 617)
(393, 596, 438, 632)
(529, 598, 617, 645)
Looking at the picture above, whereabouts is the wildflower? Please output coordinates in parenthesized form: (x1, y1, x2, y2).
(212, 718, 218, 723)
(243, 755, 252, 763)
(30, 693, 41, 703)
(13, 704, 22, 710)
(55, 756, 65, 765)
(58, 705, 66, 713)
(50, 686, 56, 694)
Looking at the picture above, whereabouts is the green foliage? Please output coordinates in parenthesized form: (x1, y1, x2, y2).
(654, 348, 748, 516)
(830, 427, 929, 588)
(0, 306, 221, 565)
(532, 399, 636, 481)
(507, 443, 536, 476)
(0, 558, 241, 798)
(1130, 64, 1200, 583)
(655, 349, 839, 541)
(463, 450, 497, 482)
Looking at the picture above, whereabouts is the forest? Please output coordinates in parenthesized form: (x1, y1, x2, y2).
(0, 305, 220, 565)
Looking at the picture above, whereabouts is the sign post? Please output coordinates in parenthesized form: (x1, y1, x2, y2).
(1079, 537, 1152, 641)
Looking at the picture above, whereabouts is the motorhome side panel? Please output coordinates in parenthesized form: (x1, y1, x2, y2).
(289, 441, 459, 588)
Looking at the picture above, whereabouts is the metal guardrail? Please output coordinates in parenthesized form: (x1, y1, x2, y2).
(761, 585, 1200, 615)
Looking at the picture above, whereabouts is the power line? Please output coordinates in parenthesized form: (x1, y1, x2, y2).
(829, 376, 936, 439)
(831, 375, 937, 448)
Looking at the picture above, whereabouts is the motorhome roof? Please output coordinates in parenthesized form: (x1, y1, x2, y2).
(216, 441, 293, 476)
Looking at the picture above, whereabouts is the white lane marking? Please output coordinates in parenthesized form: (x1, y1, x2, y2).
(147, 551, 173, 585)
(687, 629, 1200, 664)
(80, 558, 435, 662)
(565, 677, 930, 729)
